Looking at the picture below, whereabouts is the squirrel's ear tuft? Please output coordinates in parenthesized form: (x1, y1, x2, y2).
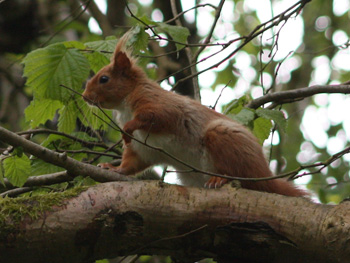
(113, 52, 131, 74)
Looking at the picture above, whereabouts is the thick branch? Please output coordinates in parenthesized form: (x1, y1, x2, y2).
(247, 84, 350, 109)
(1, 181, 349, 263)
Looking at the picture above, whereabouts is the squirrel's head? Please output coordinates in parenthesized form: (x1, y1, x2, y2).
(83, 33, 140, 109)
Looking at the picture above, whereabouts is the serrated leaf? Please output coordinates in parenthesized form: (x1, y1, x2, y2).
(25, 99, 63, 128)
(253, 117, 273, 144)
(85, 38, 118, 72)
(158, 23, 190, 51)
(41, 134, 66, 148)
(85, 38, 117, 57)
(256, 108, 287, 132)
(31, 158, 64, 176)
(224, 95, 249, 115)
(136, 18, 188, 51)
(85, 52, 110, 73)
(63, 41, 86, 49)
(4, 155, 31, 187)
(129, 26, 149, 54)
(231, 108, 255, 125)
(23, 44, 90, 102)
(58, 100, 78, 133)
(139, 15, 156, 26)
(76, 97, 112, 131)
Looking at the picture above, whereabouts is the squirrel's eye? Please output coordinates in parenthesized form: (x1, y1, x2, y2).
(99, 75, 109, 84)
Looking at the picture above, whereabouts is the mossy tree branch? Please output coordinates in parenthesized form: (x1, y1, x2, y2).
(0, 181, 349, 263)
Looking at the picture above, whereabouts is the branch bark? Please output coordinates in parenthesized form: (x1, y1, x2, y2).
(1, 181, 349, 263)
(247, 84, 350, 109)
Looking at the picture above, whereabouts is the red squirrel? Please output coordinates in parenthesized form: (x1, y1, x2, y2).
(82, 33, 306, 197)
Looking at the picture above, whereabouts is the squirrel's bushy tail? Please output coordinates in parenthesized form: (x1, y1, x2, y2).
(267, 179, 308, 197)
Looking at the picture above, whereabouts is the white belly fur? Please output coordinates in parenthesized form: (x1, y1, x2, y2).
(131, 130, 212, 187)
(115, 106, 213, 187)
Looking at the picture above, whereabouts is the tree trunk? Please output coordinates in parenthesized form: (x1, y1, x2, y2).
(1, 181, 348, 263)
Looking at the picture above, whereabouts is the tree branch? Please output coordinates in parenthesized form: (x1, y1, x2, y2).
(247, 84, 350, 109)
(1, 181, 349, 263)
(192, 0, 225, 61)
(0, 126, 131, 183)
(17, 129, 122, 155)
(170, 0, 201, 101)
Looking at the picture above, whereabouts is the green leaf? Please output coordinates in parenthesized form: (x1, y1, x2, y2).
(85, 51, 110, 73)
(157, 23, 190, 51)
(23, 43, 90, 102)
(30, 158, 64, 176)
(256, 108, 287, 132)
(85, 37, 118, 72)
(137, 17, 189, 51)
(58, 100, 78, 133)
(224, 95, 250, 115)
(85, 38, 118, 56)
(129, 26, 149, 54)
(4, 154, 31, 187)
(77, 97, 112, 131)
(139, 15, 155, 26)
(231, 108, 255, 125)
(253, 117, 273, 144)
(13, 147, 24, 158)
(41, 134, 66, 148)
(62, 41, 86, 49)
(25, 99, 63, 128)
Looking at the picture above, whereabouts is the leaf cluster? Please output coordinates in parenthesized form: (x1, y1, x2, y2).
(225, 95, 286, 143)
(0, 22, 192, 191)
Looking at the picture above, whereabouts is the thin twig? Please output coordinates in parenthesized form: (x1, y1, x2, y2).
(41, 0, 91, 47)
(17, 129, 121, 155)
(1, 171, 71, 190)
(55, 148, 121, 158)
(171, 0, 311, 91)
(0, 187, 33, 198)
(283, 145, 350, 181)
(193, 0, 225, 61)
(211, 80, 231, 110)
(164, 3, 216, 24)
(0, 126, 132, 183)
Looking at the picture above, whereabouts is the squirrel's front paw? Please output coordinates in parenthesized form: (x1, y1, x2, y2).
(122, 133, 132, 145)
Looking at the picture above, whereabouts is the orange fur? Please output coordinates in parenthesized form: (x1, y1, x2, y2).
(83, 32, 306, 197)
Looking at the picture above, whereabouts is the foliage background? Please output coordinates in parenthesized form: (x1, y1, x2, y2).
(0, 0, 350, 206)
